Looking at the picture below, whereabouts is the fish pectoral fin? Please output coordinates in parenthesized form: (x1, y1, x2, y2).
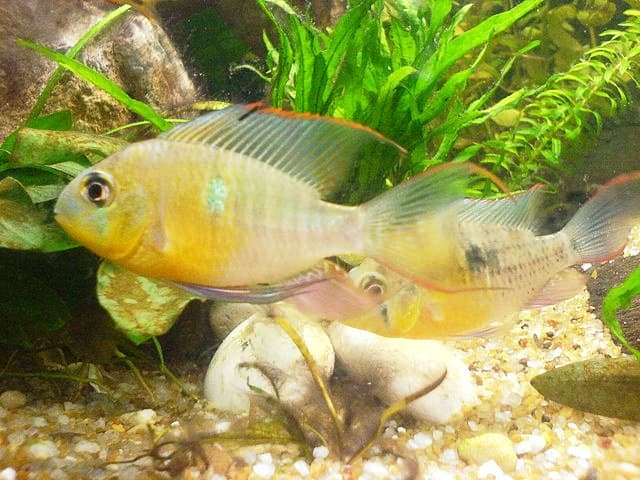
(524, 268, 587, 309)
(159, 103, 406, 198)
(174, 281, 308, 304)
(173, 261, 379, 319)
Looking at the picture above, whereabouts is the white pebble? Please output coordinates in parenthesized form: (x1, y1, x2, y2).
(527, 360, 545, 369)
(406, 432, 432, 449)
(362, 460, 390, 478)
(74, 440, 101, 454)
(120, 408, 156, 426)
(252, 462, 275, 479)
(32, 417, 48, 428)
(494, 410, 512, 423)
(57, 414, 70, 425)
(567, 445, 592, 460)
(440, 448, 459, 465)
(214, 421, 231, 433)
(7, 431, 25, 446)
(515, 435, 547, 455)
(468, 420, 479, 431)
(257, 453, 273, 464)
(544, 448, 562, 464)
(28, 440, 59, 460)
(580, 263, 592, 271)
(0, 468, 16, 480)
(477, 460, 508, 480)
(423, 464, 455, 480)
(0, 391, 26, 409)
(313, 445, 329, 459)
(617, 462, 640, 475)
(293, 460, 310, 476)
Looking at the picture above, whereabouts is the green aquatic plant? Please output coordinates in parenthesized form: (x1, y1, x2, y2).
(255, 0, 543, 201)
(602, 265, 640, 361)
(459, 9, 640, 191)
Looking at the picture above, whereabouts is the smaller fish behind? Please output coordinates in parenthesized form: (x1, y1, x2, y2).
(343, 175, 640, 339)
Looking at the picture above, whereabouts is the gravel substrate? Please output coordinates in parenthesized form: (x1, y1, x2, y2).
(2, 242, 640, 479)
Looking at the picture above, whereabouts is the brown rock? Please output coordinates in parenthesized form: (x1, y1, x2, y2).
(0, 0, 196, 140)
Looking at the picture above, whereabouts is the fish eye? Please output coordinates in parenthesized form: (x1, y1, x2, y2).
(81, 172, 114, 208)
(358, 273, 386, 297)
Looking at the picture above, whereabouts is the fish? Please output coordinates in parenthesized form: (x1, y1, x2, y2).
(54, 103, 498, 317)
(342, 177, 640, 338)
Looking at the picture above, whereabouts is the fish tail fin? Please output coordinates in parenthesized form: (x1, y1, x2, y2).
(562, 172, 640, 263)
(360, 162, 502, 290)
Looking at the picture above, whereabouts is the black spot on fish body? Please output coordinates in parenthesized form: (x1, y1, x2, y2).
(465, 244, 487, 273)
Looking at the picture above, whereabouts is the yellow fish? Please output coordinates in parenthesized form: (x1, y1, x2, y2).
(344, 178, 640, 338)
(55, 104, 492, 316)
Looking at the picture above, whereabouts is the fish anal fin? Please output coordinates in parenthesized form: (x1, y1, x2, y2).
(524, 268, 587, 309)
(160, 103, 406, 198)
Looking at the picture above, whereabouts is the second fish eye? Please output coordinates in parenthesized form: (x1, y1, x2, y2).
(82, 172, 114, 207)
(359, 273, 386, 297)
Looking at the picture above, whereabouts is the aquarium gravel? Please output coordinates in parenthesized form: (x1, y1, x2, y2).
(1, 244, 640, 479)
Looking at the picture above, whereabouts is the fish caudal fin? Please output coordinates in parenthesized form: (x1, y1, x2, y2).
(361, 162, 500, 290)
(562, 172, 640, 264)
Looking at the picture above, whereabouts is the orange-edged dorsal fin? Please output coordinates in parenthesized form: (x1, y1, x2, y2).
(523, 268, 587, 309)
(456, 184, 546, 233)
(160, 103, 407, 198)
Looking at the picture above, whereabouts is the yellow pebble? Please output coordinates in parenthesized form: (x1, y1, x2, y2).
(457, 432, 517, 472)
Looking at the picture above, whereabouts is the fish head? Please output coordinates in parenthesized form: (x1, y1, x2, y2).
(345, 258, 422, 337)
(55, 150, 151, 261)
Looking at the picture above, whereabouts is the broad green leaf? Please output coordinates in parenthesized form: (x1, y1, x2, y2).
(97, 261, 197, 344)
(18, 39, 172, 132)
(0, 177, 76, 251)
(11, 128, 127, 166)
(531, 356, 640, 421)
(1, 111, 73, 158)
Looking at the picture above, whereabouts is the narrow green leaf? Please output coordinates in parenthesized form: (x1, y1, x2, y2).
(17, 39, 172, 132)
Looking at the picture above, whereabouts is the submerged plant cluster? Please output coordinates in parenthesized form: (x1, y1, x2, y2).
(0, 0, 639, 430)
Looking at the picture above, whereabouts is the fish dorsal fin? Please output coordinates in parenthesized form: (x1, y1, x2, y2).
(457, 184, 546, 233)
(524, 268, 587, 309)
(160, 103, 406, 198)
